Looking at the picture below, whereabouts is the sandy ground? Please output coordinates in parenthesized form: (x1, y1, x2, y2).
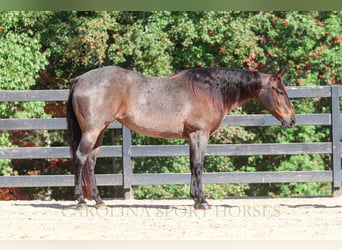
(1, 197, 342, 240)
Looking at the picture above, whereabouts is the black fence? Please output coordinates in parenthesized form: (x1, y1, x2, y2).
(0, 85, 341, 198)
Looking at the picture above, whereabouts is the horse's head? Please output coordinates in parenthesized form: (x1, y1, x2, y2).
(259, 69, 296, 128)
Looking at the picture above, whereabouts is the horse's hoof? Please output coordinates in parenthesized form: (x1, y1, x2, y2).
(95, 202, 107, 210)
(194, 202, 211, 210)
(76, 203, 88, 210)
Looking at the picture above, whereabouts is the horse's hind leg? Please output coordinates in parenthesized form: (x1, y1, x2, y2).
(85, 127, 108, 209)
(74, 129, 102, 210)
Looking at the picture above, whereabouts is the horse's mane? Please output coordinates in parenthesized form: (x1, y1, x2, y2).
(171, 67, 262, 111)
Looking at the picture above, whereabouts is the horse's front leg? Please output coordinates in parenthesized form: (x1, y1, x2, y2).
(189, 130, 210, 210)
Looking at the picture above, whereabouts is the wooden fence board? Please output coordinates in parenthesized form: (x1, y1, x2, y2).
(201, 171, 333, 184)
(0, 174, 123, 187)
(222, 114, 331, 126)
(129, 142, 332, 157)
(0, 90, 68, 102)
(0, 118, 67, 130)
(0, 171, 333, 187)
(286, 86, 331, 98)
(132, 171, 334, 185)
(0, 118, 122, 130)
(0, 146, 122, 159)
(205, 142, 332, 156)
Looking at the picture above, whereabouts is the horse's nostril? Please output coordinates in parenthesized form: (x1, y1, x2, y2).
(291, 117, 296, 126)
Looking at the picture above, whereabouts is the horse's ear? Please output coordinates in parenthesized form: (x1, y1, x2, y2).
(274, 68, 286, 78)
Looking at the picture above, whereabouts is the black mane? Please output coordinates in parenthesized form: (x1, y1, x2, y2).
(174, 67, 262, 111)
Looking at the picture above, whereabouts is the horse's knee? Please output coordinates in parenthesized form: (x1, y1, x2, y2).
(193, 167, 202, 177)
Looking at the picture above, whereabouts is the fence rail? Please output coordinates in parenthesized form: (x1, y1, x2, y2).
(0, 86, 341, 198)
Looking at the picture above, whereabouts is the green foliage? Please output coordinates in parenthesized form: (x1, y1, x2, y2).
(0, 11, 50, 177)
(1, 11, 341, 200)
(274, 155, 331, 197)
(0, 132, 12, 176)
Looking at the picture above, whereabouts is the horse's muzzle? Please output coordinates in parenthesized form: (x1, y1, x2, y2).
(281, 116, 296, 128)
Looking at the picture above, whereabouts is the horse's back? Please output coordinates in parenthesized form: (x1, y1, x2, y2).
(75, 66, 139, 86)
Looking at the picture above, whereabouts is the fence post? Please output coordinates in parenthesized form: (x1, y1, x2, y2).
(122, 125, 133, 199)
(331, 85, 341, 197)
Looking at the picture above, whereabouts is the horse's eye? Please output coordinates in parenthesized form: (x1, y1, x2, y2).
(277, 90, 285, 96)
(272, 86, 284, 96)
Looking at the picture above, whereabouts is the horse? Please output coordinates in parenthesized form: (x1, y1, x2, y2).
(67, 66, 295, 210)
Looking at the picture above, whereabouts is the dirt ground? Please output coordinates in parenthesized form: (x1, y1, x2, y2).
(1, 197, 342, 240)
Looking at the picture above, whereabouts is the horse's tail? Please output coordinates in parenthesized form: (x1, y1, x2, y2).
(67, 77, 81, 160)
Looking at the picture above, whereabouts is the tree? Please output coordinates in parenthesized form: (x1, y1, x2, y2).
(0, 12, 50, 176)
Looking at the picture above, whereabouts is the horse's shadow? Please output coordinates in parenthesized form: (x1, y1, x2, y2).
(280, 203, 342, 209)
(14, 202, 236, 211)
(13, 203, 75, 210)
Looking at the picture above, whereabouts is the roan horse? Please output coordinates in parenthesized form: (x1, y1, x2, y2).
(67, 66, 295, 210)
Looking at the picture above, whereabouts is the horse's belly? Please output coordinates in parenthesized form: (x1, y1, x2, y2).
(118, 97, 185, 139)
(119, 116, 185, 139)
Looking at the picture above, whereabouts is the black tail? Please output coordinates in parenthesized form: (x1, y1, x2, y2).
(67, 78, 82, 162)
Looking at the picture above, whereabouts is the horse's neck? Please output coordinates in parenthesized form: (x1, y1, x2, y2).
(225, 79, 261, 113)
